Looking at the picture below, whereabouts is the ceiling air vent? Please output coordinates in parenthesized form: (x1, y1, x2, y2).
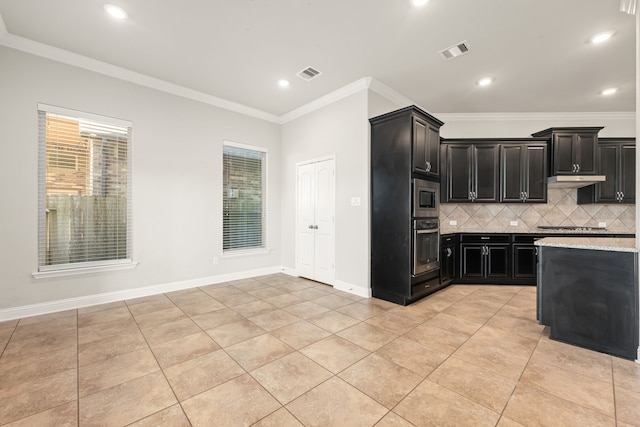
(297, 66, 322, 81)
(439, 41, 470, 60)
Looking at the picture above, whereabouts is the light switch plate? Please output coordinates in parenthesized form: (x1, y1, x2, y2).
(449, 220, 457, 226)
(350, 197, 361, 206)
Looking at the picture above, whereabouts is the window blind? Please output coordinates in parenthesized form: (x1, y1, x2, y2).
(37, 104, 133, 271)
(222, 143, 266, 252)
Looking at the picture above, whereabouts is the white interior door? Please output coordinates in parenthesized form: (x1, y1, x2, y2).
(296, 158, 335, 285)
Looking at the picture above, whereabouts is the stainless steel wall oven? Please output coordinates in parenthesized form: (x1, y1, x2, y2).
(413, 218, 439, 276)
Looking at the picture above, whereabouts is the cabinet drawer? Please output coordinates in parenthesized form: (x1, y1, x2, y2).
(440, 234, 458, 245)
(460, 234, 510, 243)
(512, 235, 538, 244)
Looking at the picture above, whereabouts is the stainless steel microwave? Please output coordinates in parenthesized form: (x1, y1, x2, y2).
(413, 178, 439, 218)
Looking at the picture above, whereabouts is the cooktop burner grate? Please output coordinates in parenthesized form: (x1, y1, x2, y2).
(537, 225, 607, 231)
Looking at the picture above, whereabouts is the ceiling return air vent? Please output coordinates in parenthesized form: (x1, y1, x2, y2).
(439, 41, 470, 60)
(297, 66, 322, 81)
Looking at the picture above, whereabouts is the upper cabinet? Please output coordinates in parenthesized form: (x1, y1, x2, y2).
(370, 105, 444, 181)
(500, 143, 548, 203)
(531, 127, 603, 175)
(442, 141, 499, 203)
(577, 138, 636, 204)
(412, 115, 441, 178)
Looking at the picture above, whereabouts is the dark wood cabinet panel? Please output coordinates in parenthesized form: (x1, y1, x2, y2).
(474, 145, 499, 202)
(412, 116, 440, 178)
(531, 127, 602, 176)
(577, 138, 635, 204)
(513, 244, 537, 279)
(460, 243, 509, 280)
(369, 106, 444, 305)
(500, 144, 547, 203)
(442, 142, 498, 203)
(440, 235, 457, 286)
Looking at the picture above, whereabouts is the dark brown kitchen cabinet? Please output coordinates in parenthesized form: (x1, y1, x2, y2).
(369, 106, 444, 305)
(500, 143, 548, 203)
(440, 234, 457, 285)
(513, 244, 537, 279)
(412, 116, 441, 178)
(458, 234, 510, 281)
(531, 127, 603, 175)
(577, 138, 635, 204)
(442, 142, 499, 203)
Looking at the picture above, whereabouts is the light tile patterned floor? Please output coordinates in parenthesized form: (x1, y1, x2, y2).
(0, 274, 639, 426)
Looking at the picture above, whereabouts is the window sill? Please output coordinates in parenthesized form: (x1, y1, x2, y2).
(221, 247, 272, 258)
(32, 261, 138, 279)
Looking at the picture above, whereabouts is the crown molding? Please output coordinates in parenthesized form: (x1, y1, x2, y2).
(0, 33, 280, 123)
(434, 111, 636, 122)
(0, 12, 7, 39)
(278, 77, 372, 124)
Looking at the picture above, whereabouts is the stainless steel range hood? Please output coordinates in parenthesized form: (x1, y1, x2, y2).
(547, 175, 606, 188)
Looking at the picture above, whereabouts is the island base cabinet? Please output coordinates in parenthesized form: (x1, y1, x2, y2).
(537, 246, 639, 360)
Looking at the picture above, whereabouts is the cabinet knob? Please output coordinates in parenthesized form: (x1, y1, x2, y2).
(426, 161, 431, 172)
(576, 163, 580, 173)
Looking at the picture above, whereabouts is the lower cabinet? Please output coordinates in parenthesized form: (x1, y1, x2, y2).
(443, 233, 633, 286)
(440, 234, 457, 285)
(460, 244, 510, 280)
(458, 234, 510, 283)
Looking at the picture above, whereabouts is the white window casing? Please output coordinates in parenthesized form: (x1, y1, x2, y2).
(34, 103, 135, 278)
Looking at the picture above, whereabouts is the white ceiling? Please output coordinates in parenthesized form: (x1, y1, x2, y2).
(0, 0, 635, 119)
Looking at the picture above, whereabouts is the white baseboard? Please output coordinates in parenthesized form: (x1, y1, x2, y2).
(334, 280, 372, 298)
(276, 268, 372, 299)
(0, 266, 284, 321)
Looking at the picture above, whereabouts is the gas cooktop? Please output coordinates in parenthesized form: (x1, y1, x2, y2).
(537, 226, 607, 231)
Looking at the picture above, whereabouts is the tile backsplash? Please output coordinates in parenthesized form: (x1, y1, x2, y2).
(440, 188, 635, 234)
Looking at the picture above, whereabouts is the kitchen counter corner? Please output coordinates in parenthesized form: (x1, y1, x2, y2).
(534, 237, 637, 253)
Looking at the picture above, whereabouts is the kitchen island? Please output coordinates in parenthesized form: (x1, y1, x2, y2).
(536, 237, 639, 360)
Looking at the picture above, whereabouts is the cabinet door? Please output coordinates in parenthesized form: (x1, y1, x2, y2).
(553, 133, 576, 175)
(500, 145, 523, 202)
(596, 144, 618, 203)
(523, 145, 547, 202)
(445, 145, 473, 202)
(513, 244, 537, 279)
(486, 245, 509, 278)
(575, 133, 597, 174)
(473, 145, 499, 202)
(426, 125, 440, 177)
(620, 145, 635, 203)
(412, 117, 428, 174)
(461, 245, 484, 278)
(440, 244, 456, 284)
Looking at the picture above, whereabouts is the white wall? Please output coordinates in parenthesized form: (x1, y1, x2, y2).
(280, 91, 370, 294)
(0, 46, 281, 311)
(438, 114, 635, 138)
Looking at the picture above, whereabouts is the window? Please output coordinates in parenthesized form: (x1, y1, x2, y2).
(37, 104, 133, 274)
(222, 142, 266, 252)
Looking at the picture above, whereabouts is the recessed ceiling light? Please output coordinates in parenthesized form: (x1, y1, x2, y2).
(601, 88, 618, 96)
(412, 0, 430, 6)
(477, 77, 494, 87)
(278, 79, 290, 88)
(590, 32, 614, 44)
(104, 4, 128, 20)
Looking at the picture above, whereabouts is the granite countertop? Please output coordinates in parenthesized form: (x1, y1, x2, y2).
(534, 237, 638, 253)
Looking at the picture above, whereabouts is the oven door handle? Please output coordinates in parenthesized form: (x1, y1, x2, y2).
(416, 229, 439, 234)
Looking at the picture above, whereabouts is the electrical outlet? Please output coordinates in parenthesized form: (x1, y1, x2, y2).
(212, 256, 219, 265)
(510, 221, 518, 227)
(599, 222, 607, 228)
(449, 220, 457, 226)
(350, 197, 361, 206)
